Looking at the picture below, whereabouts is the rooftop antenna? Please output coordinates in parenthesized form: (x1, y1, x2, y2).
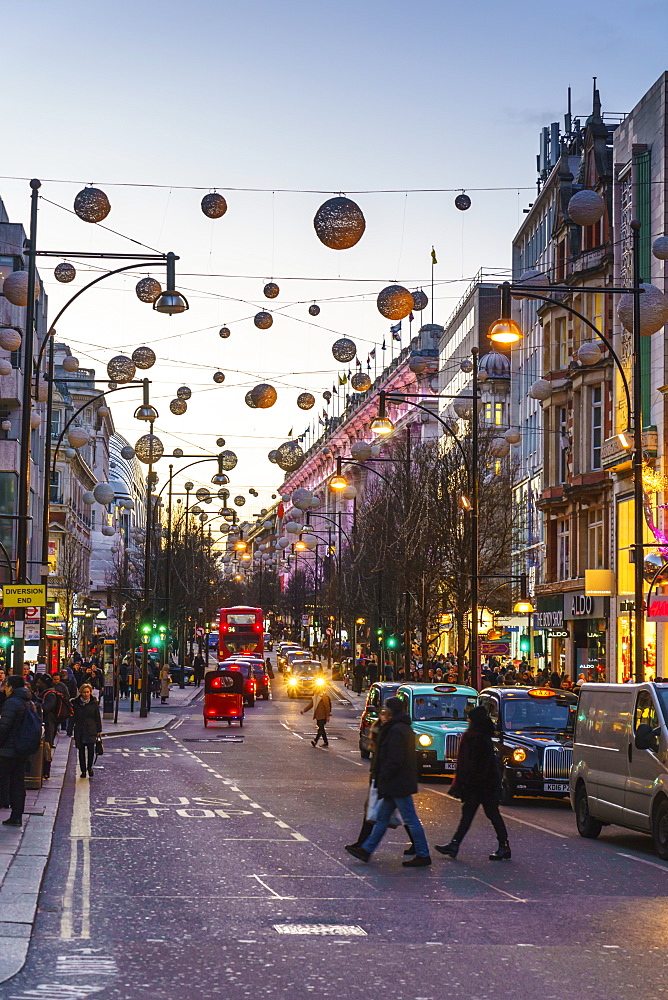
(565, 86, 572, 136)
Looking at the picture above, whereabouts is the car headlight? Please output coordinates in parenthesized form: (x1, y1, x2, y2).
(315, 677, 325, 688)
(418, 734, 433, 747)
(288, 677, 298, 687)
(512, 747, 527, 763)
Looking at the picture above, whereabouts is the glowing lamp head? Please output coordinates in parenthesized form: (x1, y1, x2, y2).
(370, 415, 394, 436)
(329, 474, 348, 491)
(618, 431, 631, 450)
(294, 539, 307, 551)
(488, 318, 522, 345)
(513, 600, 534, 614)
(417, 733, 433, 747)
(234, 540, 247, 551)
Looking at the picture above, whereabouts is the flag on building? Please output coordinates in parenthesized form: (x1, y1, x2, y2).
(369, 348, 376, 359)
(390, 322, 401, 336)
(338, 373, 347, 385)
(381, 339, 386, 351)
(332, 383, 338, 394)
(431, 247, 437, 265)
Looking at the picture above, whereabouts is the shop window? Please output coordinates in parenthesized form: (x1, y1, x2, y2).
(557, 518, 570, 580)
(587, 508, 604, 569)
(591, 386, 602, 470)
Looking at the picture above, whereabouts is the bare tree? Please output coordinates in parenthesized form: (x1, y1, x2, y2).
(51, 530, 88, 656)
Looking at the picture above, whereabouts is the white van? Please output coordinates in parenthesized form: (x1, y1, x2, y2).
(570, 682, 668, 858)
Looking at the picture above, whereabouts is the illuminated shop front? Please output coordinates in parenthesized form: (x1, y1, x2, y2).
(564, 591, 608, 681)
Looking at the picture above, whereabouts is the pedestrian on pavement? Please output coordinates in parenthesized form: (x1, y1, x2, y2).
(0, 675, 34, 827)
(300, 684, 332, 747)
(345, 696, 431, 867)
(193, 653, 205, 688)
(71, 683, 102, 779)
(160, 664, 171, 704)
(34, 675, 58, 779)
(435, 705, 510, 861)
(549, 671, 562, 689)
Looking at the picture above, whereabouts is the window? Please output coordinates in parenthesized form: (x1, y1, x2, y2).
(480, 697, 499, 723)
(591, 386, 602, 470)
(483, 402, 504, 427)
(0, 257, 17, 295)
(49, 471, 60, 504)
(587, 508, 604, 569)
(51, 410, 62, 439)
(557, 517, 570, 580)
(634, 691, 658, 732)
(592, 293, 604, 334)
(559, 407, 568, 484)
(555, 317, 568, 369)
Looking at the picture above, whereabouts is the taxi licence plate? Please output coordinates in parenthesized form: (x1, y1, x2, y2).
(544, 782, 568, 792)
(443, 762, 456, 771)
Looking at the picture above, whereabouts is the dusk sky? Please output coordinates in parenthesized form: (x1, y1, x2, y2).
(3, 0, 668, 509)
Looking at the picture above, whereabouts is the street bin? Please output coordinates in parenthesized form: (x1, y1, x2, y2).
(24, 742, 44, 790)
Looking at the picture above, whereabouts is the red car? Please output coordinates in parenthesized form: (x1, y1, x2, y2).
(224, 660, 256, 706)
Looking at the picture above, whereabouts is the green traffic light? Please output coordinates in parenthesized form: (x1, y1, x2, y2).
(386, 636, 398, 649)
(0, 635, 9, 646)
(519, 634, 530, 653)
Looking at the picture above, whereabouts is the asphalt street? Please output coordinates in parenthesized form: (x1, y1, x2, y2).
(5, 666, 668, 1000)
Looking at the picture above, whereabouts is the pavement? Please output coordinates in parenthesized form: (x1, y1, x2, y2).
(104, 683, 202, 735)
(4, 664, 668, 998)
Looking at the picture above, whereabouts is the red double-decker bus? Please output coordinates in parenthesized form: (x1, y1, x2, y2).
(218, 606, 264, 661)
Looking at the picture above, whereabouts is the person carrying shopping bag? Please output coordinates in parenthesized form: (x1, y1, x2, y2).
(71, 683, 102, 778)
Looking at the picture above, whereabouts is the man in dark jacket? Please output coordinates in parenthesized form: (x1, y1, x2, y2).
(345, 697, 431, 867)
(0, 675, 33, 826)
(435, 706, 510, 860)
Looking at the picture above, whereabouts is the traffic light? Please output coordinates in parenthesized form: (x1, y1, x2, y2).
(140, 622, 151, 644)
(386, 634, 398, 650)
(519, 634, 530, 653)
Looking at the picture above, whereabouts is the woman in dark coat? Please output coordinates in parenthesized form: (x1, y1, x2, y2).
(71, 683, 102, 778)
(436, 706, 511, 860)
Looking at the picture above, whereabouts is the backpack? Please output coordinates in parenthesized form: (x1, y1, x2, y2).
(53, 690, 73, 721)
(15, 701, 43, 757)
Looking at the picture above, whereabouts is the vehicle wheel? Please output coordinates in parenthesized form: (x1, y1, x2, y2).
(227, 720, 231, 726)
(204, 719, 208, 728)
(360, 745, 371, 759)
(575, 783, 602, 838)
(652, 797, 668, 859)
(248, 697, 255, 707)
(263, 693, 269, 700)
(500, 776, 514, 806)
(239, 719, 244, 728)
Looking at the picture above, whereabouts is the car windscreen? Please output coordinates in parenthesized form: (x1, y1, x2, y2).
(227, 663, 251, 678)
(502, 696, 576, 731)
(293, 663, 319, 676)
(655, 687, 668, 725)
(412, 694, 477, 721)
(227, 614, 257, 625)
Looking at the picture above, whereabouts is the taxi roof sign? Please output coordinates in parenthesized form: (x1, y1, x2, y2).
(2, 585, 46, 608)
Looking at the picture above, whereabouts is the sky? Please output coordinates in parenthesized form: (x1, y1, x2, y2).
(2, 0, 668, 515)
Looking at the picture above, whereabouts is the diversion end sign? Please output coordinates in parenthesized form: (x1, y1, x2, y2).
(2, 585, 46, 608)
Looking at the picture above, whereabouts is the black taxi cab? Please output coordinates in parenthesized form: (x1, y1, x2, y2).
(397, 683, 478, 776)
(479, 686, 578, 803)
(358, 682, 402, 757)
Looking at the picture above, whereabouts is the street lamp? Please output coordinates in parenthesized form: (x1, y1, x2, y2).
(329, 458, 348, 491)
(488, 285, 522, 345)
(370, 392, 395, 436)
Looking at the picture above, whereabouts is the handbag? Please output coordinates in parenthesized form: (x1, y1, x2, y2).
(43, 742, 53, 763)
(95, 739, 104, 757)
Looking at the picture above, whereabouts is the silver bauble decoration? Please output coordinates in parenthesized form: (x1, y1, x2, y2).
(177, 386, 191, 400)
(618, 283, 668, 337)
(351, 440, 372, 461)
(219, 326, 231, 339)
(213, 371, 225, 384)
(136, 277, 162, 303)
(332, 338, 356, 363)
(67, 427, 89, 448)
(297, 392, 315, 410)
(567, 189, 605, 227)
(377, 284, 414, 321)
(254, 311, 273, 330)
(74, 187, 111, 223)
(264, 282, 279, 299)
(201, 192, 228, 219)
(219, 450, 238, 471)
(170, 398, 187, 415)
(132, 346, 157, 370)
(0, 329, 21, 352)
(528, 379, 552, 400)
(93, 483, 115, 505)
(62, 355, 79, 373)
(351, 372, 371, 392)
(578, 342, 602, 366)
(54, 262, 76, 283)
(107, 356, 136, 384)
(134, 433, 164, 464)
(489, 437, 510, 458)
(120, 445, 136, 460)
(412, 289, 428, 312)
(2, 271, 40, 307)
(313, 197, 365, 250)
(652, 236, 668, 261)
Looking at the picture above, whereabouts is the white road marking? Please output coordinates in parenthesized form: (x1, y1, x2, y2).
(273, 924, 367, 936)
(618, 852, 668, 871)
(8, 988, 104, 999)
(56, 956, 117, 975)
(291, 832, 309, 842)
(249, 874, 295, 900)
(275, 820, 289, 829)
(61, 777, 92, 940)
(424, 787, 568, 839)
(262, 811, 274, 818)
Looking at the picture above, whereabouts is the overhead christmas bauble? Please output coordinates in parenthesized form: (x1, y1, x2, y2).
(176, 386, 191, 400)
(54, 262, 76, 283)
(170, 398, 187, 415)
(1, 420, 11, 432)
(93, 482, 115, 505)
(35, 380, 48, 402)
(67, 426, 89, 448)
(254, 311, 273, 330)
(302, 534, 318, 550)
(489, 437, 510, 458)
(263, 282, 279, 299)
(134, 433, 164, 464)
(120, 445, 135, 460)
(323, 391, 332, 402)
(351, 372, 371, 392)
(408, 355, 427, 375)
(351, 440, 372, 461)
(512, 268, 546, 299)
(277, 537, 290, 549)
(341, 484, 357, 500)
(219, 449, 238, 471)
(455, 192, 471, 211)
(377, 284, 414, 321)
(453, 399, 474, 419)
(268, 450, 278, 463)
(0, 359, 12, 376)
(285, 520, 302, 534)
(218, 488, 230, 502)
(0, 328, 22, 352)
(132, 346, 157, 370)
(251, 383, 277, 408)
(297, 392, 315, 410)
(245, 390, 258, 408)
(107, 355, 136, 384)
(196, 488, 210, 501)
(2, 271, 40, 307)
(332, 337, 356, 363)
(370, 443, 382, 456)
(74, 187, 111, 223)
(528, 378, 552, 400)
(101, 525, 116, 537)
(460, 358, 473, 373)
(201, 192, 228, 219)
(213, 371, 225, 384)
(173, 447, 184, 458)
(309, 303, 320, 316)
(578, 341, 602, 366)
(108, 381, 118, 390)
(293, 488, 313, 509)
(313, 196, 365, 250)
(62, 355, 79, 373)
(275, 440, 305, 472)
(652, 236, 668, 261)
(219, 326, 231, 339)
(234, 495, 246, 507)
(568, 189, 605, 227)
(30, 410, 41, 430)
(82, 491, 96, 506)
(618, 283, 668, 337)
(412, 289, 428, 312)
(504, 428, 521, 445)
(136, 276, 162, 303)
